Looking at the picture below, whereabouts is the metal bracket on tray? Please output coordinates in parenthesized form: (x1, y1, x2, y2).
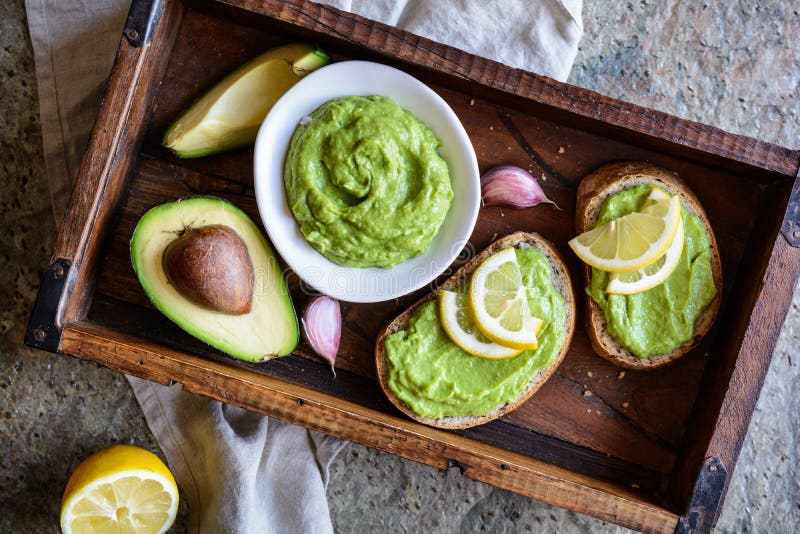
(674, 457, 727, 534)
(123, 0, 164, 47)
(780, 165, 800, 247)
(25, 258, 71, 354)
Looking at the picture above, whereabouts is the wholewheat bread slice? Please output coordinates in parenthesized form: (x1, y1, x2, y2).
(375, 232, 575, 429)
(576, 161, 723, 370)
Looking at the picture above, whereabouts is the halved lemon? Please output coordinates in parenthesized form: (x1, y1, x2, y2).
(469, 248, 545, 349)
(606, 216, 684, 294)
(60, 445, 179, 534)
(439, 290, 522, 359)
(568, 195, 681, 273)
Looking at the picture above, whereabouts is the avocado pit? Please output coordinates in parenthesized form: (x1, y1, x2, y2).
(162, 224, 254, 315)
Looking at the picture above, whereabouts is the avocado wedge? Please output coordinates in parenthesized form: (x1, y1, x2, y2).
(163, 43, 329, 158)
(131, 197, 299, 361)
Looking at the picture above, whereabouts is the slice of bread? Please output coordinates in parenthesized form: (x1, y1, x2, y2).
(576, 161, 723, 370)
(374, 232, 575, 429)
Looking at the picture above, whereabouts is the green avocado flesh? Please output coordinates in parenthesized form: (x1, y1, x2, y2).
(587, 185, 717, 358)
(284, 95, 454, 268)
(163, 43, 329, 158)
(130, 197, 299, 362)
(384, 248, 566, 419)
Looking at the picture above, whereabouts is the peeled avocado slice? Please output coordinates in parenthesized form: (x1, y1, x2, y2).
(131, 197, 299, 361)
(163, 43, 329, 158)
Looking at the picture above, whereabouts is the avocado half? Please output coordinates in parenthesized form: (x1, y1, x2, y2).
(162, 42, 330, 158)
(131, 197, 299, 361)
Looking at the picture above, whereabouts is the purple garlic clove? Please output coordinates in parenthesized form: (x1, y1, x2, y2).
(302, 295, 341, 377)
(481, 165, 559, 209)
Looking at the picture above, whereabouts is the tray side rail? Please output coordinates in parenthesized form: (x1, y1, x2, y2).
(669, 171, 800, 532)
(33, 0, 183, 346)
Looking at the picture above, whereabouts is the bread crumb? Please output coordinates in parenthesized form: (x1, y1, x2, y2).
(631, 483, 640, 489)
(558, 146, 565, 154)
(470, 98, 475, 106)
(618, 371, 626, 379)
(622, 402, 629, 408)
(541, 173, 547, 182)
(595, 410, 601, 415)
(500, 212, 504, 217)
(583, 390, 592, 397)
(587, 371, 593, 378)
(587, 408, 592, 413)
(489, 126, 494, 130)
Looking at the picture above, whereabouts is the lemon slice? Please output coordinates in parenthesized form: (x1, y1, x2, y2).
(469, 248, 545, 349)
(61, 445, 179, 534)
(568, 195, 681, 273)
(604, 186, 683, 294)
(439, 290, 522, 359)
(645, 186, 670, 204)
(607, 216, 684, 294)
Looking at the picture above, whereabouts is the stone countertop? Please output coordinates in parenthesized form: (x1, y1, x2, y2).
(1, 0, 798, 532)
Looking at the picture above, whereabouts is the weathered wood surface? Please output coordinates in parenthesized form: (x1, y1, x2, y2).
(48, 1, 800, 532)
(51, 0, 182, 325)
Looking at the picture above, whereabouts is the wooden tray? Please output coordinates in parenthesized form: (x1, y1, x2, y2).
(26, 0, 800, 532)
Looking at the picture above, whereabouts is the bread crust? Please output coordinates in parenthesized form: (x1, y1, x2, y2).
(374, 232, 576, 429)
(575, 162, 723, 370)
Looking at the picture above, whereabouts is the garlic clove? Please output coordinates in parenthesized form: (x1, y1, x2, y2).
(301, 295, 341, 377)
(481, 165, 559, 209)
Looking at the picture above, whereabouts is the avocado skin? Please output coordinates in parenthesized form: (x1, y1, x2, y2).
(131, 196, 299, 361)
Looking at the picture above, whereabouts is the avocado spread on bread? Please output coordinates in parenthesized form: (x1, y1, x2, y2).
(587, 185, 717, 358)
(384, 248, 566, 419)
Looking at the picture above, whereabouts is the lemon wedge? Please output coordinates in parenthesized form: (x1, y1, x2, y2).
(469, 248, 545, 349)
(60, 445, 179, 534)
(439, 290, 522, 359)
(568, 195, 682, 273)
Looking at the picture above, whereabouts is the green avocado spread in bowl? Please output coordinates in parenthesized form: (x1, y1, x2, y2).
(587, 185, 718, 358)
(284, 95, 454, 268)
(384, 248, 567, 419)
(254, 61, 479, 303)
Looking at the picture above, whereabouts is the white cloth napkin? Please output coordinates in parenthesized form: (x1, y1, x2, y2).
(25, 1, 582, 532)
(128, 378, 343, 533)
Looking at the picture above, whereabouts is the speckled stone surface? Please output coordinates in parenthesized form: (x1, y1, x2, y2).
(1, 1, 798, 532)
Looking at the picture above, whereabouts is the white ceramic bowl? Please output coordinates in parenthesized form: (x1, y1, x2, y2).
(254, 61, 480, 303)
